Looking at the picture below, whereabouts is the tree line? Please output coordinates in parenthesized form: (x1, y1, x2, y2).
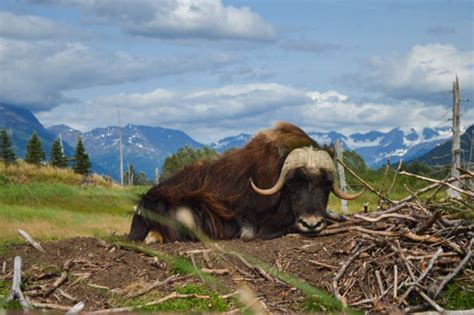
(0, 130, 91, 175)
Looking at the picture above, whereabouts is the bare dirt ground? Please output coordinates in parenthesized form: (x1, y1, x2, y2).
(1, 208, 473, 314)
(1, 234, 355, 313)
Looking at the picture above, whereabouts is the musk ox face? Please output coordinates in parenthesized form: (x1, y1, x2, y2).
(286, 168, 333, 233)
(250, 146, 364, 234)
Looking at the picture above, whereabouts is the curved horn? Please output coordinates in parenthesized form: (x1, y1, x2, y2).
(250, 170, 288, 196)
(332, 182, 365, 200)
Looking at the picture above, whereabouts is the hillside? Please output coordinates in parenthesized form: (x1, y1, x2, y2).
(0, 104, 74, 158)
(48, 124, 204, 180)
(414, 124, 474, 166)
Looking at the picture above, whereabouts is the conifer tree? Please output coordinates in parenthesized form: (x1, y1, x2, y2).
(50, 138, 68, 168)
(25, 132, 45, 165)
(73, 136, 91, 175)
(0, 129, 16, 166)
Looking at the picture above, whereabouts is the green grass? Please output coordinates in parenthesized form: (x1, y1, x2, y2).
(0, 182, 148, 242)
(139, 284, 230, 312)
(440, 282, 474, 310)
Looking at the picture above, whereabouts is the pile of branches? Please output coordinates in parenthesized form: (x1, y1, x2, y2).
(323, 167, 473, 313)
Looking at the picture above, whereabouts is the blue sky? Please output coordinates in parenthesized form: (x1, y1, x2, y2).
(0, 0, 473, 142)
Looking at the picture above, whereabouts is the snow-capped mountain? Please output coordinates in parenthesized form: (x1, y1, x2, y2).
(209, 133, 251, 152)
(48, 124, 204, 179)
(209, 127, 453, 168)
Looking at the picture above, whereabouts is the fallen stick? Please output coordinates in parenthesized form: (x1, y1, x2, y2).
(127, 275, 178, 298)
(6, 256, 29, 311)
(87, 292, 236, 314)
(393, 265, 398, 299)
(416, 210, 443, 235)
(415, 288, 445, 313)
(2, 261, 5, 274)
(336, 157, 394, 204)
(399, 171, 474, 198)
(375, 270, 384, 295)
(354, 213, 417, 223)
(399, 247, 443, 303)
(396, 174, 472, 206)
(309, 260, 337, 270)
(66, 301, 85, 315)
(18, 229, 45, 252)
(433, 238, 474, 299)
(31, 302, 71, 311)
(332, 244, 375, 305)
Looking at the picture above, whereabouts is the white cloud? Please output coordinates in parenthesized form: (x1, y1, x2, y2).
(345, 43, 474, 100)
(37, 83, 468, 143)
(28, 0, 276, 40)
(0, 39, 235, 110)
(0, 11, 64, 39)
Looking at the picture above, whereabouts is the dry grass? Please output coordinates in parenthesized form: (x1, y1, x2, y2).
(0, 161, 117, 187)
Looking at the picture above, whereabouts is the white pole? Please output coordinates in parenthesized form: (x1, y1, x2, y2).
(335, 140, 348, 213)
(117, 108, 124, 186)
(448, 76, 461, 198)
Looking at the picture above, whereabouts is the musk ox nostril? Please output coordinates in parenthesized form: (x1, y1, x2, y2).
(298, 216, 324, 230)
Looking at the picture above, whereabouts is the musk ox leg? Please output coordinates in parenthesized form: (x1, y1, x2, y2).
(239, 224, 256, 241)
(129, 213, 150, 241)
(325, 209, 348, 222)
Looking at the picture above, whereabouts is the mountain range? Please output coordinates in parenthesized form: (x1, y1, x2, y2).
(1, 104, 471, 180)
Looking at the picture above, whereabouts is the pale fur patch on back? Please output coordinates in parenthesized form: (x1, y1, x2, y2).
(175, 206, 196, 230)
(240, 224, 255, 241)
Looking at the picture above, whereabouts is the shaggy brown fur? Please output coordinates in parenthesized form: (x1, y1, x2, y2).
(130, 122, 324, 242)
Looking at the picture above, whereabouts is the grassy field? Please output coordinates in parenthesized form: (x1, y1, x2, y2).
(0, 159, 455, 243)
(0, 162, 148, 243)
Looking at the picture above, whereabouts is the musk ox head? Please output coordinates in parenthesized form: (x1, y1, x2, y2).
(250, 146, 363, 233)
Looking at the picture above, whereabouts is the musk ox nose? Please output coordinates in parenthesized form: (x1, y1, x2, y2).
(296, 215, 326, 232)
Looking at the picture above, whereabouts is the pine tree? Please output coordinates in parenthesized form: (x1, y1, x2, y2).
(73, 136, 91, 175)
(0, 129, 16, 166)
(50, 138, 68, 168)
(25, 132, 45, 165)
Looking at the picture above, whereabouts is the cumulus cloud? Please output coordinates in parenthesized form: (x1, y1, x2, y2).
(0, 39, 235, 110)
(36, 84, 466, 142)
(0, 11, 65, 39)
(344, 43, 474, 101)
(28, 0, 276, 40)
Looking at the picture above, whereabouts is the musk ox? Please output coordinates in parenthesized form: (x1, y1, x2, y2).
(129, 122, 363, 243)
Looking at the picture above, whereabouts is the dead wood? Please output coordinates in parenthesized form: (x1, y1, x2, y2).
(18, 229, 45, 252)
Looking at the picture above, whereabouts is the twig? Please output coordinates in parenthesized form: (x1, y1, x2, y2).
(387, 159, 403, 196)
(87, 292, 236, 314)
(399, 247, 443, 303)
(18, 229, 45, 252)
(354, 213, 417, 223)
(2, 261, 5, 274)
(399, 171, 474, 198)
(336, 157, 394, 204)
(6, 256, 29, 311)
(396, 174, 472, 205)
(127, 275, 178, 298)
(393, 265, 398, 299)
(31, 302, 71, 311)
(375, 270, 384, 295)
(66, 302, 85, 315)
(309, 260, 337, 270)
(416, 210, 443, 235)
(415, 288, 445, 312)
(332, 244, 375, 305)
(433, 238, 474, 299)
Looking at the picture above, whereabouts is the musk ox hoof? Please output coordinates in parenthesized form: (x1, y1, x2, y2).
(145, 230, 163, 244)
